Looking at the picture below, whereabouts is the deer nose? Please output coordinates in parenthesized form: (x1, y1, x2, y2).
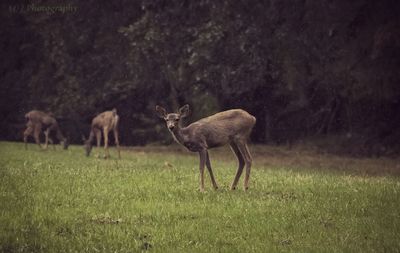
(167, 122, 175, 130)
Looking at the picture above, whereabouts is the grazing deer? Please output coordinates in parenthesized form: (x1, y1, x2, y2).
(25, 126, 57, 149)
(156, 104, 256, 192)
(23, 110, 69, 150)
(83, 108, 121, 159)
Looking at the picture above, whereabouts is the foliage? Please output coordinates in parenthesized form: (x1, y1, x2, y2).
(0, 0, 399, 154)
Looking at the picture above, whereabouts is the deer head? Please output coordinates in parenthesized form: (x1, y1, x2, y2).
(82, 135, 92, 156)
(156, 104, 190, 131)
(61, 139, 69, 150)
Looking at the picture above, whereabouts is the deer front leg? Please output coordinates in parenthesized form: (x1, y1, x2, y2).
(113, 129, 121, 159)
(205, 151, 218, 190)
(95, 129, 101, 158)
(44, 129, 50, 150)
(48, 136, 55, 150)
(23, 134, 28, 150)
(198, 150, 207, 192)
(23, 127, 33, 150)
(103, 127, 109, 159)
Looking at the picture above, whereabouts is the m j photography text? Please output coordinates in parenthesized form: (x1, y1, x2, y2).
(9, 3, 78, 15)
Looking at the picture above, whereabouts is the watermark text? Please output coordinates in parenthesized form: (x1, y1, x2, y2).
(9, 3, 78, 15)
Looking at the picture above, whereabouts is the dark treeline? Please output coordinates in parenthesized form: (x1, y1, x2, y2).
(1, 0, 399, 156)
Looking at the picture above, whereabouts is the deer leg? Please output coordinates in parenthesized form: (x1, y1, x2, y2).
(48, 136, 55, 150)
(44, 128, 50, 150)
(94, 129, 101, 158)
(23, 133, 28, 150)
(205, 151, 218, 190)
(236, 141, 252, 191)
(230, 142, 245, 190)
(198, 150, 207, 192)
(113, 128, 121, 159)
(23, 127, 33, 150)
(33, 126, 42, 149)
(103, 127, 109, 159)
(243, 143, 253, 190)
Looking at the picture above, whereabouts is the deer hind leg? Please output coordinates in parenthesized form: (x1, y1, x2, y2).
(103, 127, 110, 159)
(95, 129, 102, 158)
(205, 151, 218, 190)
(230, 142, 245, 190)
(235, 140, 252, 191)
(198, 150, 207, 192)
(113, 128, 121, 159)
(33, 125, 43, 149)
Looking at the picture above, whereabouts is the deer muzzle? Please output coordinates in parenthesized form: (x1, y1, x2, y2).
(167, 122, 175, 130)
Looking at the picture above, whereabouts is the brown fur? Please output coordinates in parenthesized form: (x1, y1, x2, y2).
(84, 109, 120, 159)
(156, 104, 256, 191)
(23, 110, 68, 150)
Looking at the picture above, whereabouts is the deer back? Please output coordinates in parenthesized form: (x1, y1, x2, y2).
(184, 109, 256, 148)
(26, 110, 57, 127)
(92, 110, 119, 130)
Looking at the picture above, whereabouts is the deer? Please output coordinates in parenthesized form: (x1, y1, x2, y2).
(156, 104, 256, 192)
(83, 108, 121, 159)
(23, 120, 47, 150)
(23, 110, 69, 150)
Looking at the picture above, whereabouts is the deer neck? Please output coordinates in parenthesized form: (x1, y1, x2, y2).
(170, 125, 189, 145)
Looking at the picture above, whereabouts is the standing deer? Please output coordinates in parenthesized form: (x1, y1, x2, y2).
(23, 110, 69, 150)
(83, 108, 121, 159)
(156, 104, 256, 192)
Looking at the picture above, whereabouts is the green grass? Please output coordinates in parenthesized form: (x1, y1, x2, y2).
(0, 141, 399, 252)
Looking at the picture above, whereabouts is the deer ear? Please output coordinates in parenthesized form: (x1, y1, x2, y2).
(179, 104, 190, 118)
(155, 105, 167, 118)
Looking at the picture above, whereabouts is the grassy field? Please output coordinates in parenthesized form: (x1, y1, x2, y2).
(0, 141, 399, 252)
